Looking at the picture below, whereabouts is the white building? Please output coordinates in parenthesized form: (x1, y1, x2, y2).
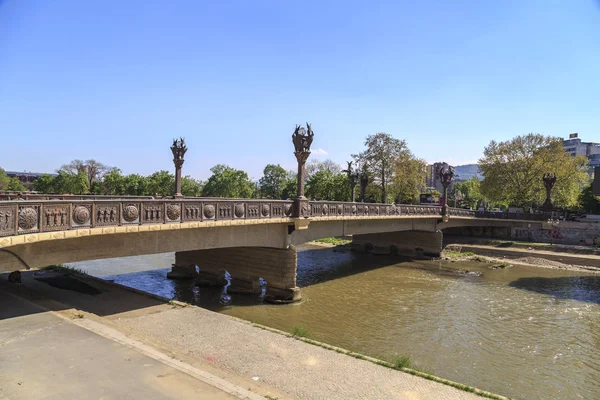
(562, 133, 600, 169)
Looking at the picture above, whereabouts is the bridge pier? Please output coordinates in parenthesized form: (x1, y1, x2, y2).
(173, 246, 301, 303)
(166, 264, 198, 280)
(351, 230, 443, 258)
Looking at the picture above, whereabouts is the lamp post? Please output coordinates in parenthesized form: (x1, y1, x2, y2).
(343, 161, 359, 202)
(438, 162, 455, 220)
(170, 137, 187, 198)
(292, 123, 314, 217)
(542, 173, 556, 213)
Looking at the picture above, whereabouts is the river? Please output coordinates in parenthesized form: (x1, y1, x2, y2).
(69, 245, 600, 400)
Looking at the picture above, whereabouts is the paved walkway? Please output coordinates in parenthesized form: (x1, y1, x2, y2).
(2, 272, 498, 400)
(0, 290, 240, 400)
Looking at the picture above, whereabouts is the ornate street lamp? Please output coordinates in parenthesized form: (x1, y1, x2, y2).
(342, 161, 359, 202)
(292, 123, 314, 217)
(438, 162, 455, 220)
(542, 173, 557, 213)
(171, 137, 187, 198)
(359, 165, 369, 203)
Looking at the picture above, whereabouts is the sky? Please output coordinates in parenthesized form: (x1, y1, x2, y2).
(1, 0, 599, 180)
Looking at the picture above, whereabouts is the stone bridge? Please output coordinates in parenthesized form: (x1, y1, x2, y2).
(0, 198, 549, 302)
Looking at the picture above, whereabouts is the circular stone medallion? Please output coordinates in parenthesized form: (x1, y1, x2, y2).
(73, 206, 91, 225)
(284, 203, 292, 216)
(18, 207, 38, 230)
(166, 204, 181, 220)
(204, 204, 215, 219)
(123, 205, 139, 222)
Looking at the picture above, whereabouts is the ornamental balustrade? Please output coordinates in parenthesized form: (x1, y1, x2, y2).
(0, 198, 548, 238)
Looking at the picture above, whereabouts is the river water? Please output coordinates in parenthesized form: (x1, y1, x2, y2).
(70, 245, 600, 400)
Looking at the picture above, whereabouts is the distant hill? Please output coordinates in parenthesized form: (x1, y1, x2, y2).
(454, 164, 481, 181)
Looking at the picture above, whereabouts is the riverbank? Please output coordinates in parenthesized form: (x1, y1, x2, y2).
(1, 268, 506, 400)
(443, 241, 600, 273)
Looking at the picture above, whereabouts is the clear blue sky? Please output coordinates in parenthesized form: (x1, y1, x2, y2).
(1, 0, 599, 180)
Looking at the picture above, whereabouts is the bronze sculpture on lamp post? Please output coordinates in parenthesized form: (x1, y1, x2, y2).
(542, 173, 557, 212)
(171, 137, 187, 198)
(438, 162, 455, 219)
(292, 123, 314, 217)
(342, 161, 359, 202)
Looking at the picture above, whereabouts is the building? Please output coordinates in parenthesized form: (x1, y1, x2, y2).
(562, 133, 600, 170)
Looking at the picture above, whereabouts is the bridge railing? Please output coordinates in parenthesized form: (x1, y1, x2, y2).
(0, 197, 551, 238)
(0, 199, 295, 238)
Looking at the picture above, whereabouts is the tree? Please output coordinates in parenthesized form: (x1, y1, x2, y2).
(306, 170, 350, 201)
(305, 159, 341, 179)
(281, 171, 297, 199)
(390, 157, 427, 204)
(259, 164, 288, 199)
(122, 174, 148, 196)
(354, 133, 414, 203)
(479, 134, 589, 208)
(147, 171, 175, 197)
(453, 178, 483, 209)
(102, 168, 124, 195)
(60, 159, 110, 188)
(0, 168, 10, 190)
(181, 176, 203, 197)
(202, 165, 254, 198)
(580, 183, 600, 214)
(33, 174, 56, 193)
(7, 177, 26, 192)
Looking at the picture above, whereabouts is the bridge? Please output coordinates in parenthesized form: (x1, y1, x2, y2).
(0, 197, 550, 303)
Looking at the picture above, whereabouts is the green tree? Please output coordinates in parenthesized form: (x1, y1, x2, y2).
(51, 171, 88, 194)
(580, 183, 600, 214)
(122, 174, 148, 195)
(354, 133, 414, 203)
(7, 177, 26, 192)
(306, 170, 350, 201)
(0, 168, 10, 190)
(147, 170, 175, 197)
(259, 164, 288, 199)
(181, 176, 203, 197)
(453, 178, 483, 209)
(479, 134, 589, 208)
(281, 171, 297, 200)
(33, 174, 56, 193)
(102, 168, 125, 195)
(390, 157, 427, 204)
(202, 165, 254, 198)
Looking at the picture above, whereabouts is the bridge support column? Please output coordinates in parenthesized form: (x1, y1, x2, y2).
(166, 264, 198, 279)
(351, 230, 443, 258)
(174, 246, 301, 303)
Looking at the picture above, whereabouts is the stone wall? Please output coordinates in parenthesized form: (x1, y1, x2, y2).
(351, 230, 443, 257)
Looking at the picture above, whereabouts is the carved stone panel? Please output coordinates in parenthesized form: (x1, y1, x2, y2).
(122, 203, 140, 225)
(72, 205, 92, 227)
(42, 204, 71, 232)
(283, 203, 293, 217)
(0, 205, 17, 236)
(18, 205, 40, 233)
(271, 203, 284, 218)
(217, 203, 233, 220)
(336, 204, 343, 216)
(142, 202, 165, 224)
(183, 203, 202, 221)
(247, 203, 260, 219)
(94, 203, 120, 227)
(166, 203, 181, 221)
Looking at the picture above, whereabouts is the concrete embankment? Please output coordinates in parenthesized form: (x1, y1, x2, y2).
(1, 269, 506, 400)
